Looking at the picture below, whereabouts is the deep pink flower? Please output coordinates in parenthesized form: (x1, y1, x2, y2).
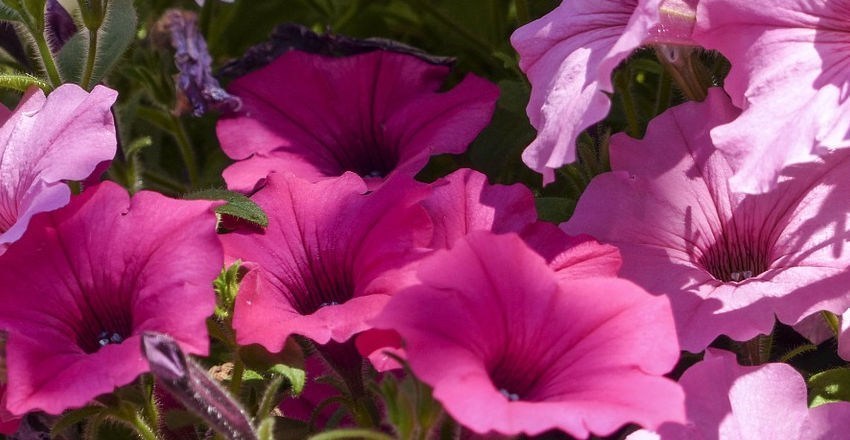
(565, 89, 850, 352)
(372, 231, 684, 437)
(693, 0, 850, 193)
(221, 172, 432, 351)
(511, 0, 661, 182)
(631, 349, 850, 439)
(0, 84, 116, 253)
(421, 168, 537, 249)
(0, 182, 221, 415)
(217, 50, 498, 191)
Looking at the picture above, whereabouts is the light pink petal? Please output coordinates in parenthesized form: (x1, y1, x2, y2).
(511, 0, 660, 181)
(800, 402, 850, 440)
(0, 182, 220, 415)
(565, 88, 850, 352)
(218, 50, 497, 188)
(373, 232, 683, 437)
(693, 0, 850, 193)
(0, 84, 117, 247)
(652, 349, 809, 440)
(224, 172, 432, 350)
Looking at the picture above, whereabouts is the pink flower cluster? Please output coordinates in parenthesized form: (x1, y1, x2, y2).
(3, 0, 850, 438)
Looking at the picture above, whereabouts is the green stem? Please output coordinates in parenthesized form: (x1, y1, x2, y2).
(822, 311, 841, 337)
(614, 68, 640, 138)
(514, 0, 530, 25)
(741, 333, 772, 365)
(80, 28, 99, 89)
(169, 115, 199, 188)
(229, 356, 245, 396)
(32, 30, 61, 87)
(308, 429, 395, 440)
(112, 405, 159, 440)
(141, 375, 160, 432)
(654, 65, 673, 116)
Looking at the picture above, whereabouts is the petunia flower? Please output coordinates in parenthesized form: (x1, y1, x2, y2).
(0, 182, 222, 415)
(0, 84, 117, 254)
(630, 349, 850, 439)
(217, 50, 498, 191)
(221, 172, 432, 351)
(692, 0, 850, 194)
(420, 168, 537, 249)
(512, 0, 702, 183)
(564, 89, 850, 352)
(372, 231, 684, 437)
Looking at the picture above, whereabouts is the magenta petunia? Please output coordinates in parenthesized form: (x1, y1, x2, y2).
(565, 89, 850, 352)
(0, 84, 116, 253)
(217, 50, 498, 191)
(421, 168, 537, 249)
(510, 0, 661, 182)
(221, 172, 432, 351)
(631, 349, 850, 439)
(693, 0, 850, 193)
(0, 182, 221, 415)
(372, 231, 684, 437)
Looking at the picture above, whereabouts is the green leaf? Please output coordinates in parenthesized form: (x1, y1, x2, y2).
(0, 71, 49, 91)
(213, 260, 242, 319)
(0, 3, 22, 21)
(184, 188, 269, 228)
(51, 405, 107, 437)
(268, 364, 306, 396)
(56, 29, 86, 83)
(88, 0, 136, 84)
(808, 367, 850, 407)
(535, 197, 576, 224)
(308, 429, 396, 440)
(257, 417, 276, 440)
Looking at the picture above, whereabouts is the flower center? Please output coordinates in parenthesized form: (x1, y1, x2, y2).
(697, 230, 771, 283)
(97, 331, 125, 347)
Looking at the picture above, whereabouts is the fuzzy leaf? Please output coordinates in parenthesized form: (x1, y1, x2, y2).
(184, 188, 269, 228)
(809, 368, 850, 407)
(268, 364, 306, 396)
(0, 72, 49, 91)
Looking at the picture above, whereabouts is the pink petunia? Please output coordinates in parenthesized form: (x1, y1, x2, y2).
(217, 50, 498, 191)
(221, 172, 432, 351)
(693, 0, 850, 193)
(510, 0, 661, 182)
(0, 182, 222, 415)
(0, 84, 116, 253)
(565, 89, 850, 352)
(630, 349, 850, 439)
(372, 231, 684, 437)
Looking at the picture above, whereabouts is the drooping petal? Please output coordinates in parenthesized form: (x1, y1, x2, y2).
(0, 84, 117, 251)
(373, 232, 683, 437)
(511, 0, 661, 182)
(218, 50, 498, 191)
(693, 0, 850, 193)
(0, 182, 221, 415)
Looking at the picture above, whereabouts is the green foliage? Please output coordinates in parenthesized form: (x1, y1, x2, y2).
(183, 188, 269, 228)
(809, 368, 850, 407)
(0, 70, 48, 91)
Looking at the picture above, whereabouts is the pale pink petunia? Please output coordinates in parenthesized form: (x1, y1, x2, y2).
(0, 84, 116, 253)
(221, 172, 432, 351)
(510, 0, 661, 182)
(631, 349, 850, 440)
(565, 88, 850, 352)
(0, 182, 221, 415)
(693, 0, 850, 193)
(217, 50, 498, 191)
(372, 231, 684, 437)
